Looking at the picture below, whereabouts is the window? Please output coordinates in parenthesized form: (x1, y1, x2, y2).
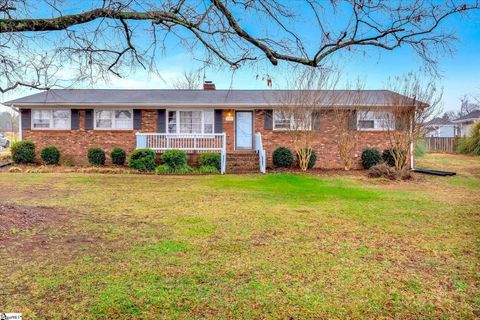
(357, 111, 395, 131)
(167, 110, 214, 134)
(94, 109, 133, 130)
(273, 110, 312, 130)
(32, 109, 71, 130)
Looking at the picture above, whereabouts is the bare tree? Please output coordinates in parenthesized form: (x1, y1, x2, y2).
(384, 74, 442, 176)
(1, 0, 478, 93)
(172, 70, 203, 89)
(275, 69, 336, 171)
(329, 80, 367, 170)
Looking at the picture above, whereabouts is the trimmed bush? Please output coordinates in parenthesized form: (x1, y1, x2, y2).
(361, 148, 382, 169)
(272, 147, 293, 168)
(199, 165, 219, 174)
(297, 149, 317, 169)
(87, 147, 106, 166)
(199, 153, 221, 170)
(382, 148, 406, 167)
(111, 147, 126, 165)
(162, 149, 187, 169)
(128, 148, 156, 171)
(41, 146, 60, 165)
(155, 164, 171, 174)
(11, 140, 35, 164)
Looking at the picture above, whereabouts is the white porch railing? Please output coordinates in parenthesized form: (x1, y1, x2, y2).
(136, 133, 227, 174)
(255, 132, 266, 174)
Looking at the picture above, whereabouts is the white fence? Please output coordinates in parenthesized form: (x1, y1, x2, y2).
(136, 133, 227, 174)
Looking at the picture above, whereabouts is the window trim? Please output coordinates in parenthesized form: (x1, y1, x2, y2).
(94, 109, 134, 130)
(166, 109, 215, 134)
(273, 110, 312, 131)
(31, 109, 71, 130)
(357, 111, 395, 131)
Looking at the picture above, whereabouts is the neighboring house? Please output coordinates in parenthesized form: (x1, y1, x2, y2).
(5, 83, 417, 172)
(425, 117, 459, 138)
(452, 110, 480, 137)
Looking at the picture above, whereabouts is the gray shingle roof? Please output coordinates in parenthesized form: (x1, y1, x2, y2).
(5, 89, 418, 108)
(452, 110, 480, 122)
(426, 117, 454, 126)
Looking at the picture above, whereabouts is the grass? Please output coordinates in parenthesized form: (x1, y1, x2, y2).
(0, 153, 479, 319)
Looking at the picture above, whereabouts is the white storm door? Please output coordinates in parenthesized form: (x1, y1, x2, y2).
(235, 111, 253, 149)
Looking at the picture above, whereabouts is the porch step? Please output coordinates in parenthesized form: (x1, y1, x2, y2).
(226, 152, 260, 173)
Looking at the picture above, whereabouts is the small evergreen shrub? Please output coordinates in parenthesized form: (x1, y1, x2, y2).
(198, 165, 219, 174)
(297, 148, 317, 169)
(382, 148, 406, 167)
(41, 146, 60, 165)
(457, 122, 480, 155)
(11, 140, 35, 164)
(272, 147, 293, 168)
(111, 147, 126, 165)
(155, 164, 171, 174)
(162, 149, 187, 169)
(414, 140, 427, 157)
(87, 147, 106, 166)
(175, 164, 194, 174)
(199, 153, 221, 170)
(361, 148, 382, 169)
(128, 148, 156, 171)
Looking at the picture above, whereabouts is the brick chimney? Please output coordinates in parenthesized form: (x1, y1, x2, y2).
(203, 81, 216, 90)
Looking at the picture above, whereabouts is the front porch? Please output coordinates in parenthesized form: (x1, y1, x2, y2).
(135, 133, 266, 174)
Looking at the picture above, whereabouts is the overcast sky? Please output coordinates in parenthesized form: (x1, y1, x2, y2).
(1, 2, 479, 114)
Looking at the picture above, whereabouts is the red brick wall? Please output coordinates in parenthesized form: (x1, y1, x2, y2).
(23, 110, 157, 165)
(254, 109, 395, 169)
(23, 108, 401, 169)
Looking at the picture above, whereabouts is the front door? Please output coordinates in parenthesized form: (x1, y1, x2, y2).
(235, 111, 253, 150)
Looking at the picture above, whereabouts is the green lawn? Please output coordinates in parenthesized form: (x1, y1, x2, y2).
(0, 154, 479, 319)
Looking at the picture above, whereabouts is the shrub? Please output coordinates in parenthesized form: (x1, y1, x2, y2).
(382, 148, 406, 167)
(368, 163, 400, 180)
(41, 146, 60, 165)
(361, 148, 382, 169)
(87, 147, 106, 166)
(174, 164, 194, 174)
(155, 164, 172, 174)
(414, 140, 427, 157)
(199, 153, 221, 170)
(111, 147, 126, 165)
(128, 148, 156, 171)
(298, 148, 317, 169)
(272, 147, 293, 168)
(457, 122, 480, 155)
(198, 165, 219, 174)
(11, 140, 35, 164)
(162, 149, 187, 169)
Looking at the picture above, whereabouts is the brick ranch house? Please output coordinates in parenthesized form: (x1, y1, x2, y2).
(6, 82, 417, 173)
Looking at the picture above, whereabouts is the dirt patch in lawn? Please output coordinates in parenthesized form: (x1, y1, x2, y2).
(0, 204, 65, 239)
